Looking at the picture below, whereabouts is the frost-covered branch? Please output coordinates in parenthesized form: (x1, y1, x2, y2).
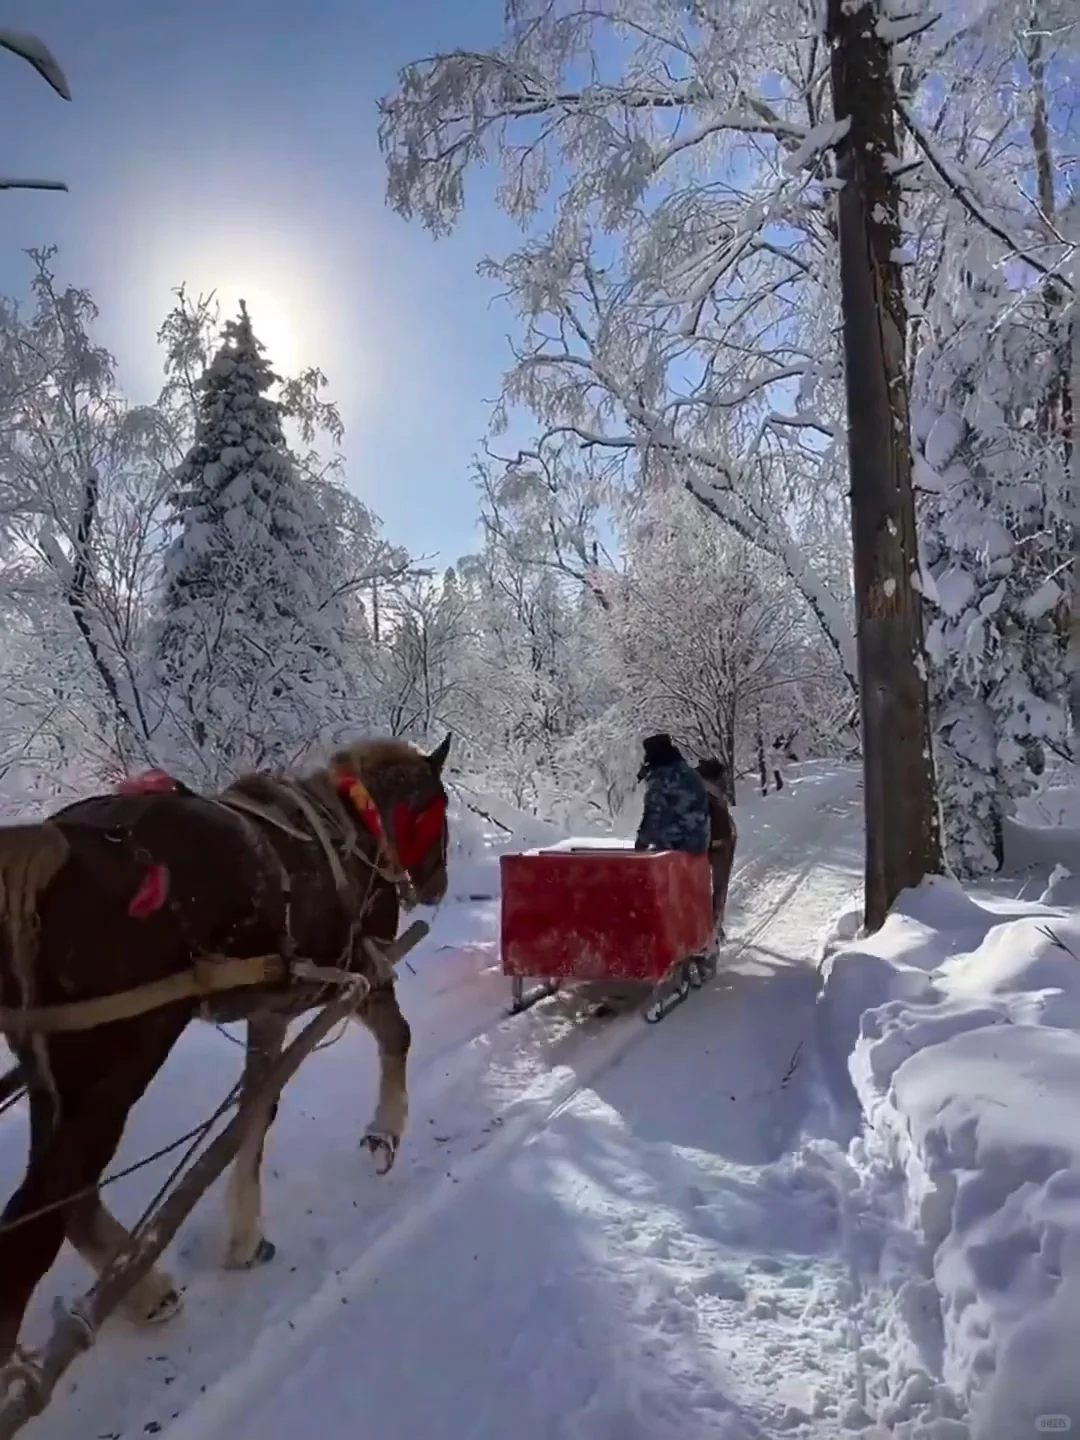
(1, 28, 71, 193)
(895, 99, 1075, 291)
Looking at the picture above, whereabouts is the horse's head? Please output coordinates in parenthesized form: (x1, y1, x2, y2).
(330, 734, 452, 907)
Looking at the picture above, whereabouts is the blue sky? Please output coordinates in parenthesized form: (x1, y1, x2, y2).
(1, 0, 523, 565)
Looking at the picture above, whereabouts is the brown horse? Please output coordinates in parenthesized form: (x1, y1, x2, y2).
(696, 758, 736, 942)
(0, 734, 451, 1373)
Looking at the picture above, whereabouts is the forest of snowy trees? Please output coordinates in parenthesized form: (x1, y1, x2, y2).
(0, 1, 1075, 907)
(0, 251, 844, 820)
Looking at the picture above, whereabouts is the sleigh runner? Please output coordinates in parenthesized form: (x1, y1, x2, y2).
(500, 846, 718, 1023)
(0, 737, 452, 1437)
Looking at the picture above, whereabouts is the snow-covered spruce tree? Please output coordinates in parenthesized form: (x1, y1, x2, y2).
(915, 242, 1070, 875)
(149, 301, 352, 781)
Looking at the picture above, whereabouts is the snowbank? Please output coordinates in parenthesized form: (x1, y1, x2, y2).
(818, 875, 1080, 1439)
(1002, 766, 1080, 905)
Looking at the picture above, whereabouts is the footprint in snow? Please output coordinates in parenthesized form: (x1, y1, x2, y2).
(692, 1269, 748, 1302)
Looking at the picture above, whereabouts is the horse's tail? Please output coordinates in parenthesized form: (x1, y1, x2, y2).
(0, 823, 70, 1107)
(0, 823, 70, 999)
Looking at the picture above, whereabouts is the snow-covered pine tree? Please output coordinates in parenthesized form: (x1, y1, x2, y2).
(915, 240, 1070, 876)
(149, 300, 352, 781)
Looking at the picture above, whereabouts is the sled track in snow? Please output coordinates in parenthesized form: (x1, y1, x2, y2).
(160, 782, 857, 1440)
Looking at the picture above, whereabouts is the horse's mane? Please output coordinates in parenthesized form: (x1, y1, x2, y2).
(329, 737, 425, 776)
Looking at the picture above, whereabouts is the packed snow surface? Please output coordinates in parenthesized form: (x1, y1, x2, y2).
(2, 762, 1077, 1440)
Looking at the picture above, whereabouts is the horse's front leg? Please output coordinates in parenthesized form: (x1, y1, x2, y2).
(68, 1191, 181, 1325)
(352, 983, 410, 1175)
(223, 1012, 286, 1270)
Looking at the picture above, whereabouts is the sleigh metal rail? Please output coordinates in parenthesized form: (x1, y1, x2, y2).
(0, 917, 430, 1440)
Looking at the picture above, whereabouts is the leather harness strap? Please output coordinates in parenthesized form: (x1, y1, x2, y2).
(220, 776, 414, 905)
(0, 954, 289, 1036)
(0, 920, 429, 1038)
(0, 757, 438, 1038)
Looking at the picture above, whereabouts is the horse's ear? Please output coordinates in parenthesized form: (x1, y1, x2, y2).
(427, 733, 452, 773)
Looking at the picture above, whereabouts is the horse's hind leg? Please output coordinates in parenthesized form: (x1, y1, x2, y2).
(718, 837, 736, 939)
(0, 1086, 70, 1369)
(67, 1192, 180, 1324)
(0, 1023, 183, 1368)
(224, 1013, 286, 1270)
(353, 983, 410, 1174)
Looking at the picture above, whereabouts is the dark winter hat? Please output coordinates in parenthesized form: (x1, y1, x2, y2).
(641, 732, 681, 767)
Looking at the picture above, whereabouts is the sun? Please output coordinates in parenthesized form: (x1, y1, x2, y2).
(215, 281, 300, 377)
(103, 194, 377, 415)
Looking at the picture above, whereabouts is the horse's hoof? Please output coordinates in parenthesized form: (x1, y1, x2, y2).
(363, 1131, 399, 1175)
(0, 1347, 43, 1401)
(142, 1287, 184, 1325)
(225, 1235, 276, 1271)
(250, 1236, 277, 1265)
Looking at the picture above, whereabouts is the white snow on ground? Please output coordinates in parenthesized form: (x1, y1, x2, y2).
(1003, 775, 1080, 906)
(165, 766, 865, 1440)
(818, 872, 1080, 1440)
(4, 762, 1078, 1440)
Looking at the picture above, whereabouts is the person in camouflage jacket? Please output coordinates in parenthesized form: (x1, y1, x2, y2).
(633, 733, 710, 854)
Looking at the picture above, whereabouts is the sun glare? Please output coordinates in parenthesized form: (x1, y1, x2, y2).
(215, 281, 300, 377)
(104, 196, 378, 418)
(117, 215, 318, 381)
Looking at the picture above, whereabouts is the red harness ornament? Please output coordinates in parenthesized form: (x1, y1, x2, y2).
(332, 769, 446, 870)
(128, 862, 170, 919)
(331, 770, 386, 845)
(116, 769, 179, 796)
(391, 796, 447, 869)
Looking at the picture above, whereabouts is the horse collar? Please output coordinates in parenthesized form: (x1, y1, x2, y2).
(332, 768, 399, 866)
(330, 767, 445, 907)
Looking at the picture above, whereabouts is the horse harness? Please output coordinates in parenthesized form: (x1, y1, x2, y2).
(0, 767, 442, 1038)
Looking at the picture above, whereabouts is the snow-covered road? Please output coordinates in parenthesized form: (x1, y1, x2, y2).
(164, 770, 867, 1440)
(8, 767, 1077, 1440)
(5, 765, 868, 1440)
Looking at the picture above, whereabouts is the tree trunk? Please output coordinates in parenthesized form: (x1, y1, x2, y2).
(827, 0, 943, 931)
(723, 706, 737, 804)
(1070, 299, 1079, 746)
(754, 706, 768, 798)
(1024, 7, 1075, 743)
(62, 466, 150, 752)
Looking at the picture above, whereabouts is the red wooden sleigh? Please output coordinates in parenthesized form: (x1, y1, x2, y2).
(500, 845, 715, 1023)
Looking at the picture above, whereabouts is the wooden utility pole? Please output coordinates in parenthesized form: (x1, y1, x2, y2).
(826, 0, 943, 930)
